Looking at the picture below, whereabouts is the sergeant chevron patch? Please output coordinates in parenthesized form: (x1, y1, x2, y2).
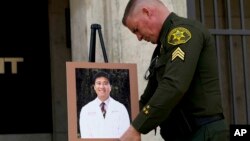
(172, 47, 185, 61)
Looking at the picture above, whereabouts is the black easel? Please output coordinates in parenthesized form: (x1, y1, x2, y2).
(88, 24, 108, 63)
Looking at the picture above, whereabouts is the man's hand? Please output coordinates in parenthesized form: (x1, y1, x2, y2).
(120, 125, 141, 141)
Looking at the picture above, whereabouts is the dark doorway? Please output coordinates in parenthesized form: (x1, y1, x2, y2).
(0, 0, 52, 133)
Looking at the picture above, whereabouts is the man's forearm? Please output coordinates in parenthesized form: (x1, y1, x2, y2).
(120, 125, 141, 141)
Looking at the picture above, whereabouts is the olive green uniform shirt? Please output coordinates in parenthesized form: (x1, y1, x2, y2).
(132, 13, 223, 134)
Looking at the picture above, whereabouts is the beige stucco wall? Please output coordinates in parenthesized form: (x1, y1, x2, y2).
(70, 0, 187, 140)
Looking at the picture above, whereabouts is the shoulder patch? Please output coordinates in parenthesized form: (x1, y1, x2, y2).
(167, 27, 191, 45)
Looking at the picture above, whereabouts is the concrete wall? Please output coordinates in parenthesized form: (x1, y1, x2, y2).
(49, 0, 71, 141)
(70, 0, 187, 141)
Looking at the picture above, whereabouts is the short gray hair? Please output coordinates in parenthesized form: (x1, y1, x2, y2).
(122, 0, 139, 26)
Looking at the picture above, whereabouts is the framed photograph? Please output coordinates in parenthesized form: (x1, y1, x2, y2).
(66, 62, 140, 141)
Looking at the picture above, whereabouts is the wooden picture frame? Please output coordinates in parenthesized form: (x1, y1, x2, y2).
(66, 62, 140, 141)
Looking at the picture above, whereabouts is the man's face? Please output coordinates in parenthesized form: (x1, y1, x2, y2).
(125, 11, 159, 44)
(94, 76, 111, 101)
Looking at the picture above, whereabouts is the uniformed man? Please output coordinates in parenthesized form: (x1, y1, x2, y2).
(120, 0, 229, 141)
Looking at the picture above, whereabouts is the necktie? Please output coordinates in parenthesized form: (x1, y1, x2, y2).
(100, 102, 106, 118)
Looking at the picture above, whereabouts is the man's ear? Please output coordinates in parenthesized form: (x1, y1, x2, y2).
(142, 7, 151, 17)
(92, 84, 96, 90)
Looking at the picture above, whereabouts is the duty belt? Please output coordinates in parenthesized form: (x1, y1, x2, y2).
(193, 113, 224, 127)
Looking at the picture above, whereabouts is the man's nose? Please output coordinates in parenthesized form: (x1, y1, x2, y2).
(99, 84, 105, 88)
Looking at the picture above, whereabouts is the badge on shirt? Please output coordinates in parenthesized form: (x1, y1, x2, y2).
(167, 27, 191, 46)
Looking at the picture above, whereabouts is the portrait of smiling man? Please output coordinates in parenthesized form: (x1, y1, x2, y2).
(79, 71, 130, 138)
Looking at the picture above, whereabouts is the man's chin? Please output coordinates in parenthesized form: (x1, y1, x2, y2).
(143, 39, 156, 44)
(150, 41, 157, 44)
